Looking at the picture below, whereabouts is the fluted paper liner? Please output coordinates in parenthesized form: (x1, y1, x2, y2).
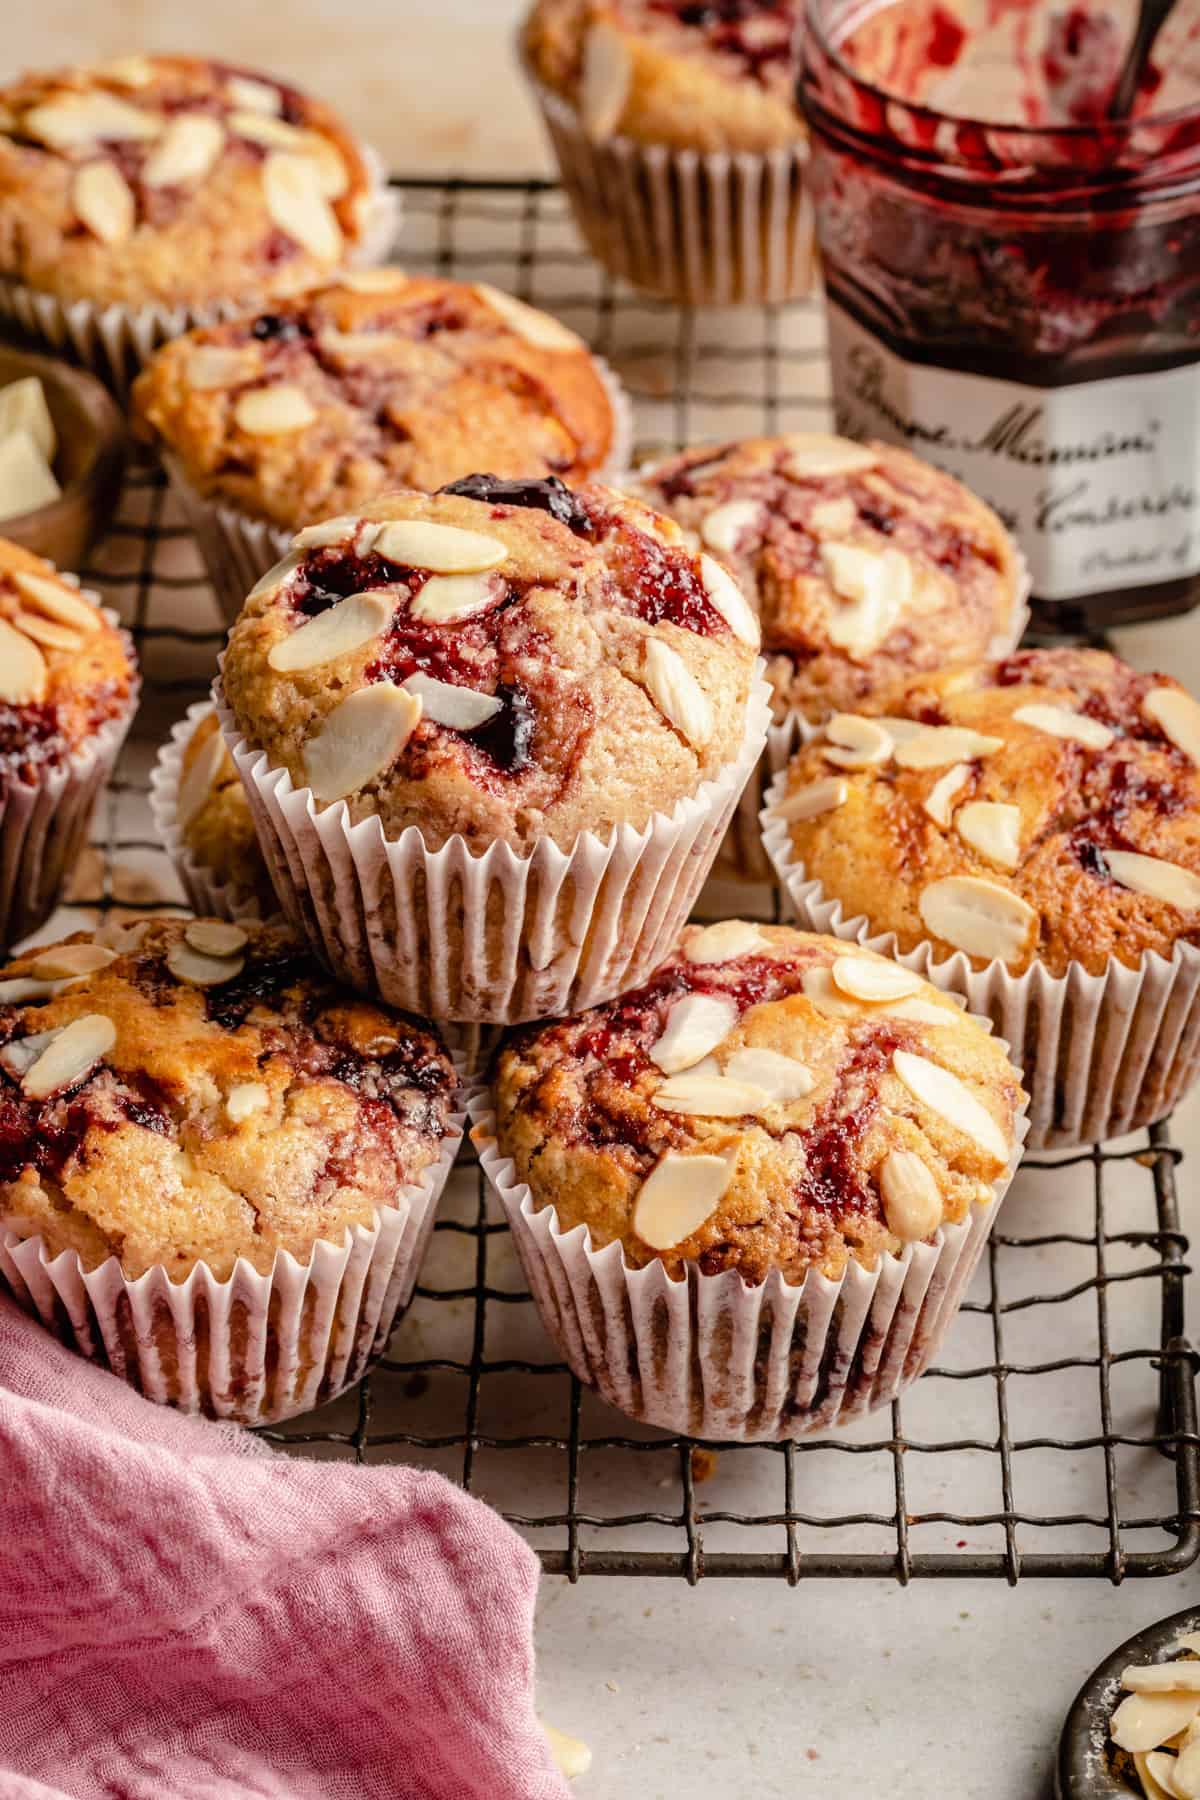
(163, 353, 635, 623)
(149, 700, 271, 923)
(523, 62, 814, 307)
(762, 757, 1200, 1149)
(215, 667, 772, 1023)
(0, 1097, 464, 1426)
(467, 1084, 1028, 1442)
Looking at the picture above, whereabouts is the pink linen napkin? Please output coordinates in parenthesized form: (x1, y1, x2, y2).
(0, 1294, 572, 1800)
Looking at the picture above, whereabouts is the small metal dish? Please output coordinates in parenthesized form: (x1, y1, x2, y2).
(1057, 1606, 1200, 1797)
(0, 343, 126, 570)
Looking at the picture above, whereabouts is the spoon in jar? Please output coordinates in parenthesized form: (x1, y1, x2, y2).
(1107, 0, 1177, 117)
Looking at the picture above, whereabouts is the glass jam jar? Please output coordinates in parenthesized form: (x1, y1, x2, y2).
(800, 0, 1200, 633)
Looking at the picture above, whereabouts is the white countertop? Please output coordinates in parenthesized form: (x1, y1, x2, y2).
(8, 7, 1200, 1796)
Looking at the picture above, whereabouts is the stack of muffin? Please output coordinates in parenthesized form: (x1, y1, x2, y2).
(0, 40, 1197, 1450)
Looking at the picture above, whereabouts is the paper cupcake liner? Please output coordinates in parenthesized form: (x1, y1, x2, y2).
(215, 667, 772, 1023)
(523, 68, 814, 307)
(0, 1098, 464, 1427)
(761, 755, 1200, 1149)
(148, 700, 275, 923)
(163, 352, 635, 625)
(467, 1083, 1028, 1442)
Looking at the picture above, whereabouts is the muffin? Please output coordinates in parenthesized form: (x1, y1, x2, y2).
(763, 647, 1200, 1145)
(149, 702, 276, 921)
(632, 432, 1027, 878)
(0, 54, 393, 391)
(132, 269, 631, 619)
(521, 0, 812, 304)
(472, 921, 1027, 1439)
(0, 916, 462, 1423)
(216, 476, 769, 1021)
(0, 536, 137, 949)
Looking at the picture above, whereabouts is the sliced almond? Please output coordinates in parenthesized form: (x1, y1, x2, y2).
(781, 434, 878, 480)
(399, 672, 502, 731)
(701, 500, 763, 557)
(185, 920, 248, 958)
(1111, 1691, 1200, 1753)
(262, 151, 342, 261)
(267, 593, 393, 674)
(1145, 686, 1200, 766)
(638, 639, 713, 748)
(889, 994, 959, 1026)
(339, 265, 408, 294)
(1012, 702, 1114, 750)
(472, 283, 583, 352)
(880, 1149, 943, 1241)
(649, 993, 739, 1075)
(292, 515, 366, 551)
(892, 1049, 1010, 1166)
(72, 161, 135, 246)
(1139, 1751, 1185, 1800)
(0, 977, 78, 1005)
(1126, 1667, 1200, 1696)
(185, 344, 264, 391)
(21, 1013, 116, 1101)
(832, 957, 922, 1002)
(633, 1150, 733, 1251)
(409, 572, 501, 624)
(0, 619, 47, 703)
(876, 716, 934, 745)
(166, 941, 245, 988)
(178, 727, 225, 829)
(823, 713, 893, 770)
(919, 876, 1036, 966)
(249, 552, 303, 601)
(685, 921, 766, 965)
(1176, 1734, 1200, 1797)
(1105, 850, 1200, 911)
(13, 611, 81, 653)
(723, 1046, 814, 1101)
(801, 966, 861, 1020)
(225, 74, 282, 114)
(955, 801, 1022, 872)
(580, 20, 632, 140)
(820, 543, 912, 658)
(699, 554, 759, 647)
(29, 943, 116, 980)
(230, 111, 314, 151)
(317, 329, 396, 360)
(99, 54, 158, 88)
(924, 762, 971, 828)
(302, 682, 422, 802)
(775, 775, 848, 824)
(143, 113, 225, 187)
(810, 497, 857, 536)
(226, 1081, 270, 1123)
(234, 384, 317, 435)
(373, 520, 507, 574)
(0, 1029, 60, 1080)
(25, 91, 161, 148)
(654, 1071, 769, 1117)
(894, 726, 1004, 770)
(12, 569, 101, 635)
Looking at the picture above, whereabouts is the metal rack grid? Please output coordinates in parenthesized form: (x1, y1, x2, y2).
(45, 175, 1200, 1585)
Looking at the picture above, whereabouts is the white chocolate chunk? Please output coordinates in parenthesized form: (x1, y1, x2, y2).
(225, 75, 282, 114)
(472, 283, 583, 351)
(823, 712, 893, 769)
(267, 593, 393, 673)
(177, 727, 225, 829)
(409, 572, 500, 624)
(12, 570, 100, 636)
(781, 434, 878, 480)
(1105, 851, 1200, 911)
(21, 1013, 116, 1100)
(0, 376, 55, 462)
(373, 520, 507, 574)
(639, 639, 714, 747)
(633, 1150, 733, 1250)
(0, 619, 47, 703)
(699, 554, 759, 647)
(185, 344, 263, 391)
(1125, 1666, 1200, 1695)
(1012, 702, 1114, 750)
(654, 1071, 770, 1117)
(919, 876, 1037, 966)
(892, 1050, 1010, 1165)
(723, 1047, 814, 1101)
(775, 776, 848, 824)
(701, 500, 763, 556)
(542, 1722, 592, 1782)
(580, 20, 632, 140)
(143, 113, 225, 187)
(0, 430, 60, 521)
(685, 921, 766, 965)
(72, 162, 134, 245)
(226, 1081, 270, 1123)
(234, 384, 316, 435)
(955, 800, 1022, 872)
(400, 672, 503, 731)
(262, 151, 342, 260)
(1176, 1732, 1200, 1797)
(29, 943, 116, 980)
(880, 1149, 943, 1241)
(184, 920, 248, 958)
(924, 762, 971, 829)
(302, 682, 422, 802)
(1145, 686, 1200, 765)
(25, 91, 161, 148)
(166, 941, 245, 988)
(832, 957, 922, 1002)
(894, 727, 1004, 770)
(1112, 1690, 1200, 1752)
(650, 993, 740, 1074)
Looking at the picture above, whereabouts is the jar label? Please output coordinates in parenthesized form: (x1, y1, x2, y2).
(827, 302, 1200, 602)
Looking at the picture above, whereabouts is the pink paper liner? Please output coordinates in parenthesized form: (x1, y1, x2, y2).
(467, 1079, 1029, 1442)
(148, 700, 273, 923)
(214, 667, 772, 1023)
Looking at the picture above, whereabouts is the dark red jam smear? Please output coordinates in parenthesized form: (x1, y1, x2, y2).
(591, 508, 726, 635)
(440, 473, 594, 537)
(651, 0, 797, 81)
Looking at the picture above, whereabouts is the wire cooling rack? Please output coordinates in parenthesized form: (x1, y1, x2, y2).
(28, 176, 1200, 1585)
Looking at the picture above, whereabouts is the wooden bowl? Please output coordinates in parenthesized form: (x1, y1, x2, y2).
(0, 344, 126, 571)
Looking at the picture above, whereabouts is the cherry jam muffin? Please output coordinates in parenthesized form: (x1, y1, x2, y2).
(132, 270, 629, 619)
(0, 917, 461, 1422)
(520, 2, 812, 304)
(473, 921, 1025, 1438)
(764, 648, 1200, 1145)
(150, 703, 276, 922)
(0, 537, 137, 949)
(0, 55, 391, 388)
(216, 476, 768, 1021)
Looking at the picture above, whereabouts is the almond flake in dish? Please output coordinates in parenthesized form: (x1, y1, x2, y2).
(177, 727, 224, 829)
(166, 941, 245, 988)
(1111, 1690, 1200, 1753)
(893, 726, 1003, 770)
(638, 639, 714, 748)
(226, 1081, 270, 1123)
(699, 555, 759, 647)
(1105, 851, 1200, 911)
(650, 993, 739, 1074)
(25, 91, 161, 148)
(409, 572, 501, 624)
(633, 1150, 733, 1250)
(832, 957, 921, 1002)
(72, 162, 135, 245)
(143, 113, 225, 187)
(775, 775, 848, 824)
(12, 570, 101, 635)
(701, 500, 763, 557)
(302, 682, 422, 802)
(21, 1013, 116, 1100)
(923, 762, 971, 829)
(0, 376, 55, 463)
(267, 593, 393, 673)
(262, 151, 342, 260)
(1145, 686, 1200, 766)
(373, 520, 507, 574)
(955, 800, 1022, 872)
(400, 672, 503, 731)
(185, 344, 264, 391)
(1125, 1666, 1200, 1696)
(684, 921, 766, 965)
(580, 21, 631, 140)
(823, 713, 892, 770)
(0, 619, 47, 703)
(473, 283, 583, 351)
(29, 943, 116, 980)
(780, 434, 878, 480)
(184, 920, 248, 958)
(880, 1149, 942, 1241)
(892, 1049, 1009, 1166)
(654, 1071, 770, 1117)
(1012, 702, 1114, 750)
(722, 1046, 814, 1101)
(919, 875, 1037, 965)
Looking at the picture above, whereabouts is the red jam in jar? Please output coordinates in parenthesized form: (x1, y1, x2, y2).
(800, 0, 1200, 632)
